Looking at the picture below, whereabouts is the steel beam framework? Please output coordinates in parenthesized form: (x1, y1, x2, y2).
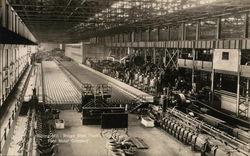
(7, 0, 250, 42)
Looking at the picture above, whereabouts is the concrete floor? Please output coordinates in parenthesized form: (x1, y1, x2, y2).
(56, 110, 199, 156)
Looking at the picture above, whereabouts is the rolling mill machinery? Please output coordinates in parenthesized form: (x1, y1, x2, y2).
(145, 87, 250, 156)
(80, 83, 126, 125)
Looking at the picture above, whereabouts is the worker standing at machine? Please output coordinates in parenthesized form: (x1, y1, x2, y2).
(125, 69, 130, 84)
(159, 87, 170, 113)
(150, 76, 157, 95)
(143, 74, 150, 92)
(134, 71, 139, 87)
(128, 69, 135, 85)
(138, 73, 144, 89)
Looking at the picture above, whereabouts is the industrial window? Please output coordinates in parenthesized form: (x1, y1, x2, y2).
(200, 19, 217, 40)
(222, 52, 229, 60)
(150, 29, 158, 41)
(159, 27, 170, 41)
(141, 30, 149, 41)
(170, 25, 181, 41)
(135, 31, 141, 42)
(124, 33, 131, 42)
(185, 22, 196, 40)
(221, 14, 245, 39)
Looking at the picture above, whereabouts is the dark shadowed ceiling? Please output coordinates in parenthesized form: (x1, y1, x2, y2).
(8, 0, 250, 43)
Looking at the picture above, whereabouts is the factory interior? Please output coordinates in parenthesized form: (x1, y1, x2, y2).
(0, 0, 250, 156)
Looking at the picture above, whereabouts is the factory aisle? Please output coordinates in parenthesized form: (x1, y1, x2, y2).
(56, 110, 106, 156)
(56, 110, 199, 156)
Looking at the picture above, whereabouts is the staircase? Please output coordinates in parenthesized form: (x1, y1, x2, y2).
(129, 95, 153, 113)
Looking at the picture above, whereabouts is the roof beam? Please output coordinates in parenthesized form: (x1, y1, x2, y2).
(11, 4, 109, 9)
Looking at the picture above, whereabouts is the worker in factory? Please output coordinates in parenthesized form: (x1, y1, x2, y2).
(150, 76, 157, 95)
(143, 74, 150, 91)
(138, 73, 144, 89)
(133, 70, 139, 87)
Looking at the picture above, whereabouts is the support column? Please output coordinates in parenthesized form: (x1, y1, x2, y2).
(196, 20, 200, 40)
(156, 27, 159, 42)
(164, 49, 167, 67)
(246, 78, 249, 117)
(236, 71, 241, 117)
(7, 45, 10, 95)
(0, 44, 3, 106)
(211, 49, 215, 104)
(119, 48, 122, 60)
(236, 50, 241, 117)
(191, 49, 195, 84)
(131, 32, 135, 42)
(81, 41, 86, 64)
(10, 46, 13, 88)
(216, 17, 221, 40)
(211, 69, 215, 103)
(120, 34, 123, 43)
(0, 0, 5, 26)
(168, 26, 171, 41)
(112, 35, 114, 44)
(153, 48, 156, 64)
(148, 28, 150, 42)
(181, 23, 185, 40)
(116, 34, 119, 43)
(177, 49, 180, 70)
(144, 49, 147, 62)
(244, 12, 249, 38)
(1, 0, 6, 27)
(140, 30, 142, 41)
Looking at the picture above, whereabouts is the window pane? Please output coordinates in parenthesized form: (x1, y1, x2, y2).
(221, 14, 245, 39)
(222, 52, 229, 60)
(159, 27, 169, 41)
(185, 22, 196, 40)
(135, 31, 141, 42)
(200, 19, 217, 40)
(141, 30, 149, 41)
(150, 29, 158, 41)
(119, 34, 123, 42)
(124, 33, 131, 42)
(170, 25, 181, 40)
